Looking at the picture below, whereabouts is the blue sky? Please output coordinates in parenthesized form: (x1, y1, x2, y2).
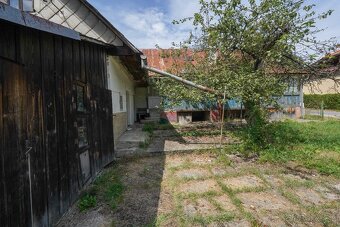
(88, 0, 340, 49)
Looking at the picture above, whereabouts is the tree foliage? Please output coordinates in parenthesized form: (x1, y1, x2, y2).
(152, 0, 336, 116)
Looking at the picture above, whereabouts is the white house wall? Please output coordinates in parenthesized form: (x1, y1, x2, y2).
(107, 56, 135, 141)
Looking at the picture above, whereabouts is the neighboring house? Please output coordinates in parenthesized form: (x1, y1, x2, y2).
(304, 48, 340, 94)
(0, 1, 146, 226)
(142, 48, 304, 123)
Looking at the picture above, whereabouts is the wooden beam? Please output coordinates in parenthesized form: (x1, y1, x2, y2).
(107, 46, 134, 56)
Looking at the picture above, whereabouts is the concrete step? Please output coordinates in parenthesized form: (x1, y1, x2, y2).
(149, 113, 160, 118)
(140, 118, 160, 124)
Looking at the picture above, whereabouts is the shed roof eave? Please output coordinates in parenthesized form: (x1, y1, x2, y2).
(0, 3, 80, 40)
(76, 0, 142, 54)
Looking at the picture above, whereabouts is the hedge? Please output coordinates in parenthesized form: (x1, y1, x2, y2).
(304, 94, 340, 110)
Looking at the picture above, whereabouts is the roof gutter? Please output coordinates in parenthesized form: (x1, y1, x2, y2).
(141, 56, 217, 95)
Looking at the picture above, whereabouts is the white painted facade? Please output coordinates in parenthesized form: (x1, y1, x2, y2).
(107, 56, 135, 125)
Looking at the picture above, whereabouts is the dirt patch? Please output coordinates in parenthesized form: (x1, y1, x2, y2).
(283, 173, 309, 182)
(211, 166, 236, 177)
(189, 153, 217, 165)
(208, 219, 251, 227)
(175, 168, 211, 180)
(263, 175, 284, 188)
(212, 195, 237, 212)
(165, 154, 187, 168)
(157, 186, 175, 216)
(149, 135, 235, 153)
(179, 179, 221, 194)
(183, 198, 220, 217)
(333, 183, 340, 192)
(256, 214, 287, 227)
(56, 205, 112, 227)
(110, 156, 166, 226)
(315, 186, 340, 201)
(221, 175, 265, 191)
(294, 188, 325, 205)
(238, 191, 296, 211)
(324, 208, 340, 224)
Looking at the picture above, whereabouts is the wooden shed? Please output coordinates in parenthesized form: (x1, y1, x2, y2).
(0, 4, 116, 226)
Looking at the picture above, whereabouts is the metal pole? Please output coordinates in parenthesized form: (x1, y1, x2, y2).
(220, 87, 226, 149)
(141, 58, 218, 95)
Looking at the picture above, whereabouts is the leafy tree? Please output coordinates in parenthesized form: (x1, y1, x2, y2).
(152, 0, 335, 125)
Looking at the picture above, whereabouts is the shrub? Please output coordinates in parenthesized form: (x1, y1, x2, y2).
(304, 94, 340, 110)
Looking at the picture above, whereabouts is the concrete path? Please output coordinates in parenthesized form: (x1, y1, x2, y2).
(114, 124, 149, 158)
(305, 108, 340, 118)
(115, 123, 237, 158)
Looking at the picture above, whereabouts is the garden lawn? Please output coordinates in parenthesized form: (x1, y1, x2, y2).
(257, 120, 340, 177)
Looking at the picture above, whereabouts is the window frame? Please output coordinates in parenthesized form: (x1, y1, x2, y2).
(5, 0, 34, 12)
(75, 81, 87, 113)
(119, 94, 123, 111)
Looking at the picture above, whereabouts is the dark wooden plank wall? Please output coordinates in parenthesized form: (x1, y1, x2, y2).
(0, 21, 114, 227)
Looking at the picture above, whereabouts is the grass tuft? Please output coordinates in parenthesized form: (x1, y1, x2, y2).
(78, 194, 97, 212)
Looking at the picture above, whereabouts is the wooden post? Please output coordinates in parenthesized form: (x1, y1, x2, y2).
(321, 100, 324, 120)
(220, 87, 226, 149)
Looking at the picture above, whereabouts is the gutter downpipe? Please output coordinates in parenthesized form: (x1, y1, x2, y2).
(141, 56, 217, 95)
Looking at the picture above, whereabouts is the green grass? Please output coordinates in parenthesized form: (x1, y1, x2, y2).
(142, 122, 156, 134)
(78, 194, 97, 211)
(77, 166, 125, 212)
(246, 119, 340, 177)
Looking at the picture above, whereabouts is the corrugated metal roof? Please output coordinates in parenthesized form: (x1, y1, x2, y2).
(33, 0, 141, 54)
(0, 2, 80, 40)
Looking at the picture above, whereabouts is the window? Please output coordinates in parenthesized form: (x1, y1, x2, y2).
(119, 94, 123, 111)
(77, 118, 88, 148)
(3, 0, 33, 11)
(22, 0, 33, 11)
(76, 84, 86, 112)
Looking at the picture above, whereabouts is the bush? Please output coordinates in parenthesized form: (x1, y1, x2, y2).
(304, 94, 340, 110)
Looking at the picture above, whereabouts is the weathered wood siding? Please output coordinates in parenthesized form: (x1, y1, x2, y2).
(0, 20, 114, 227)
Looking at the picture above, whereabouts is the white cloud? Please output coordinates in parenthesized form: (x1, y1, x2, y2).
(167, 0, 201, 20)
(90, 0, 339, 49)
(117, 7, 192, 48)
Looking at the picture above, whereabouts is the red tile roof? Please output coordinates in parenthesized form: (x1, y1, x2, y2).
(141, 49, 202, 75)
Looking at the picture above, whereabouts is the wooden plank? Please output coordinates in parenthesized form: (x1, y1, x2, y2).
(0, 58, 7, 227)
(102, 49, 108, 89)
(0, 21, 16, 61)
(79, 42, 86, 83)
(41, 32, 60, 225)
(63, 38, 79, 204)
(84, 42, 91, 86)
(72, 41, 81, 81)
(54, 36, 70, 217)
(18, 26, 51, 227)
(107, 46, 134, 56)
(1, 58, 27, 227)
